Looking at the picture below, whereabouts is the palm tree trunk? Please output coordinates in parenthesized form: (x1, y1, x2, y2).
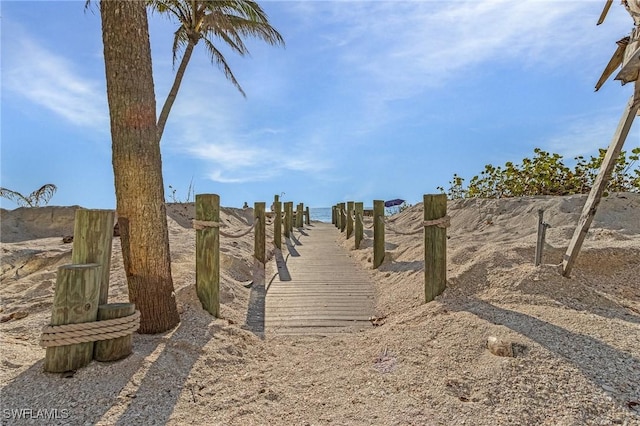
(100, 0, 179, 333)
(157, 40, 196, 143)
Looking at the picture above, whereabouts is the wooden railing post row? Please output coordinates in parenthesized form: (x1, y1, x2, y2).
(305, 206, 311, 225)
(346, 201, 354, 239)
(274, 196, 282, 249)
(339, 202, 346, 232)
(424, 194, 447, 302)
(373, 200, 385, 269)
(255, 202, 266, 263)
(195, 193, 220, 317)
(355, 202, 364, 249)
(284, 201, 292, 238)
(44, 263, 101, 373)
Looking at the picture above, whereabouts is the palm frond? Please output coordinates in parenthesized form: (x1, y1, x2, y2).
(29, 184, 57, 207)
(0, 184, 57, 207)
(0, 187, 30, 207)
(202, 37, 246, 97)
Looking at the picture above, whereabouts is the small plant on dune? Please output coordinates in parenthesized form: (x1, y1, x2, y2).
(439, 147, 639, 199)
(0, 184, 57, 207)
(167, 178, 195, 204)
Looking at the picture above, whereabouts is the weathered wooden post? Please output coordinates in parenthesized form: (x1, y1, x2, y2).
(346, 201, 354, 239)
(305, 206, 311, 225)
(296, 203, 304, 228)
(274, 197, 282, 249)
(424, 194, 448, 302)
(355, 202, 364, 249)
(332, 205, 336, 225)
(44, 263, 101, 373)
(255, 202, 266, 263)
(339, 202, 346, 233)
(535, 209, 551, 266)
(373, 200, 385, 269)
(289, 203, 295, 234)
(195, 193, 220, 317)
(71, 209, 115, 304)
(335, 205, 341, 229)
(283, 202, 292, 238)
(94, 302, 135, 362)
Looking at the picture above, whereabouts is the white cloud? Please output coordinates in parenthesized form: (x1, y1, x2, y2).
(4, 35, 108, 129)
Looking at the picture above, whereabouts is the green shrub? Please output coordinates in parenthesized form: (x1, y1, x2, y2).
(438, 147, 639, 199)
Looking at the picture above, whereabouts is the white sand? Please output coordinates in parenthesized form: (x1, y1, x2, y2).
(1, 194, 639, 425)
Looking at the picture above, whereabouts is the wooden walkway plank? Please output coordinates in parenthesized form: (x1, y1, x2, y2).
(265, 222, 374, 336)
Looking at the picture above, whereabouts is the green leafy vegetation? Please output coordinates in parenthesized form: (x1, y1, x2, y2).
(0, 184, 57, 207)
(438, 147, 640, 199)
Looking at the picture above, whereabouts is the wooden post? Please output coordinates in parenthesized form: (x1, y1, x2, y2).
(355, 202, 364, 249)
(332, 205, 336, 225)
(424, 194, 447, 302)
(335, 205, 341, 230)
(295, 203, 303, 228)
(255, 202, 266, 263)
(71, 209, 115, 305)
(195, 194, 220, 317)
(305, 206, 311, 225)
(284, 202, 292, 238)
(339, 202, 346, 233)
(562, 91, 640, 277)
(373, 200, 385, 269)
(346, 201, 354, 239)
(274, 199, 282, 249)
(44, 263, 101, 373)
(94, 303, 135, 362)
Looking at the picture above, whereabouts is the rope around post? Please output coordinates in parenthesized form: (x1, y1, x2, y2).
(382, 215, 451, 236)
(357, 212, 374, 230)
(40, 311, 140, 347)
(192, 218, 257, 239)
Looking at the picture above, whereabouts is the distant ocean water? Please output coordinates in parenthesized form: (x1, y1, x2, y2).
(310, 207, 332, 223)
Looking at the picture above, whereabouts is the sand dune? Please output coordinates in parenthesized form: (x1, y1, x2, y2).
(1, 194, 639, 425)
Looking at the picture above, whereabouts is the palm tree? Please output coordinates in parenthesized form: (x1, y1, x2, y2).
(150, 0, 285, 142)
(100, 0, 179, 333)
(0, 184, 57, 207)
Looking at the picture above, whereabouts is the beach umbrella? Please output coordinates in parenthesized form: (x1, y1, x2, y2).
(384, 199, 405, 208)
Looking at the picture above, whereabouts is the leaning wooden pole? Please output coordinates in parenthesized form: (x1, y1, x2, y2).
(346, 201, 354, 239)
(255, 202, 266, 263)
(355, 202, 364, 249)
(562, 90, 639, 277)
(274, 198, 282, 249)
(71, 209, 115, 305)
(195, 194, 220, 317)
(44, 264, 101, 373)
(424, 194, 448, 302)
(373, 200, 385, 269)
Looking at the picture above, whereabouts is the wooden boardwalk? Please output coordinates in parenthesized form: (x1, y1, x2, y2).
(265, 222, 374, 336)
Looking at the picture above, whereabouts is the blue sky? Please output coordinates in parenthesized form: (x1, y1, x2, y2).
(2, 1, 639, 209)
